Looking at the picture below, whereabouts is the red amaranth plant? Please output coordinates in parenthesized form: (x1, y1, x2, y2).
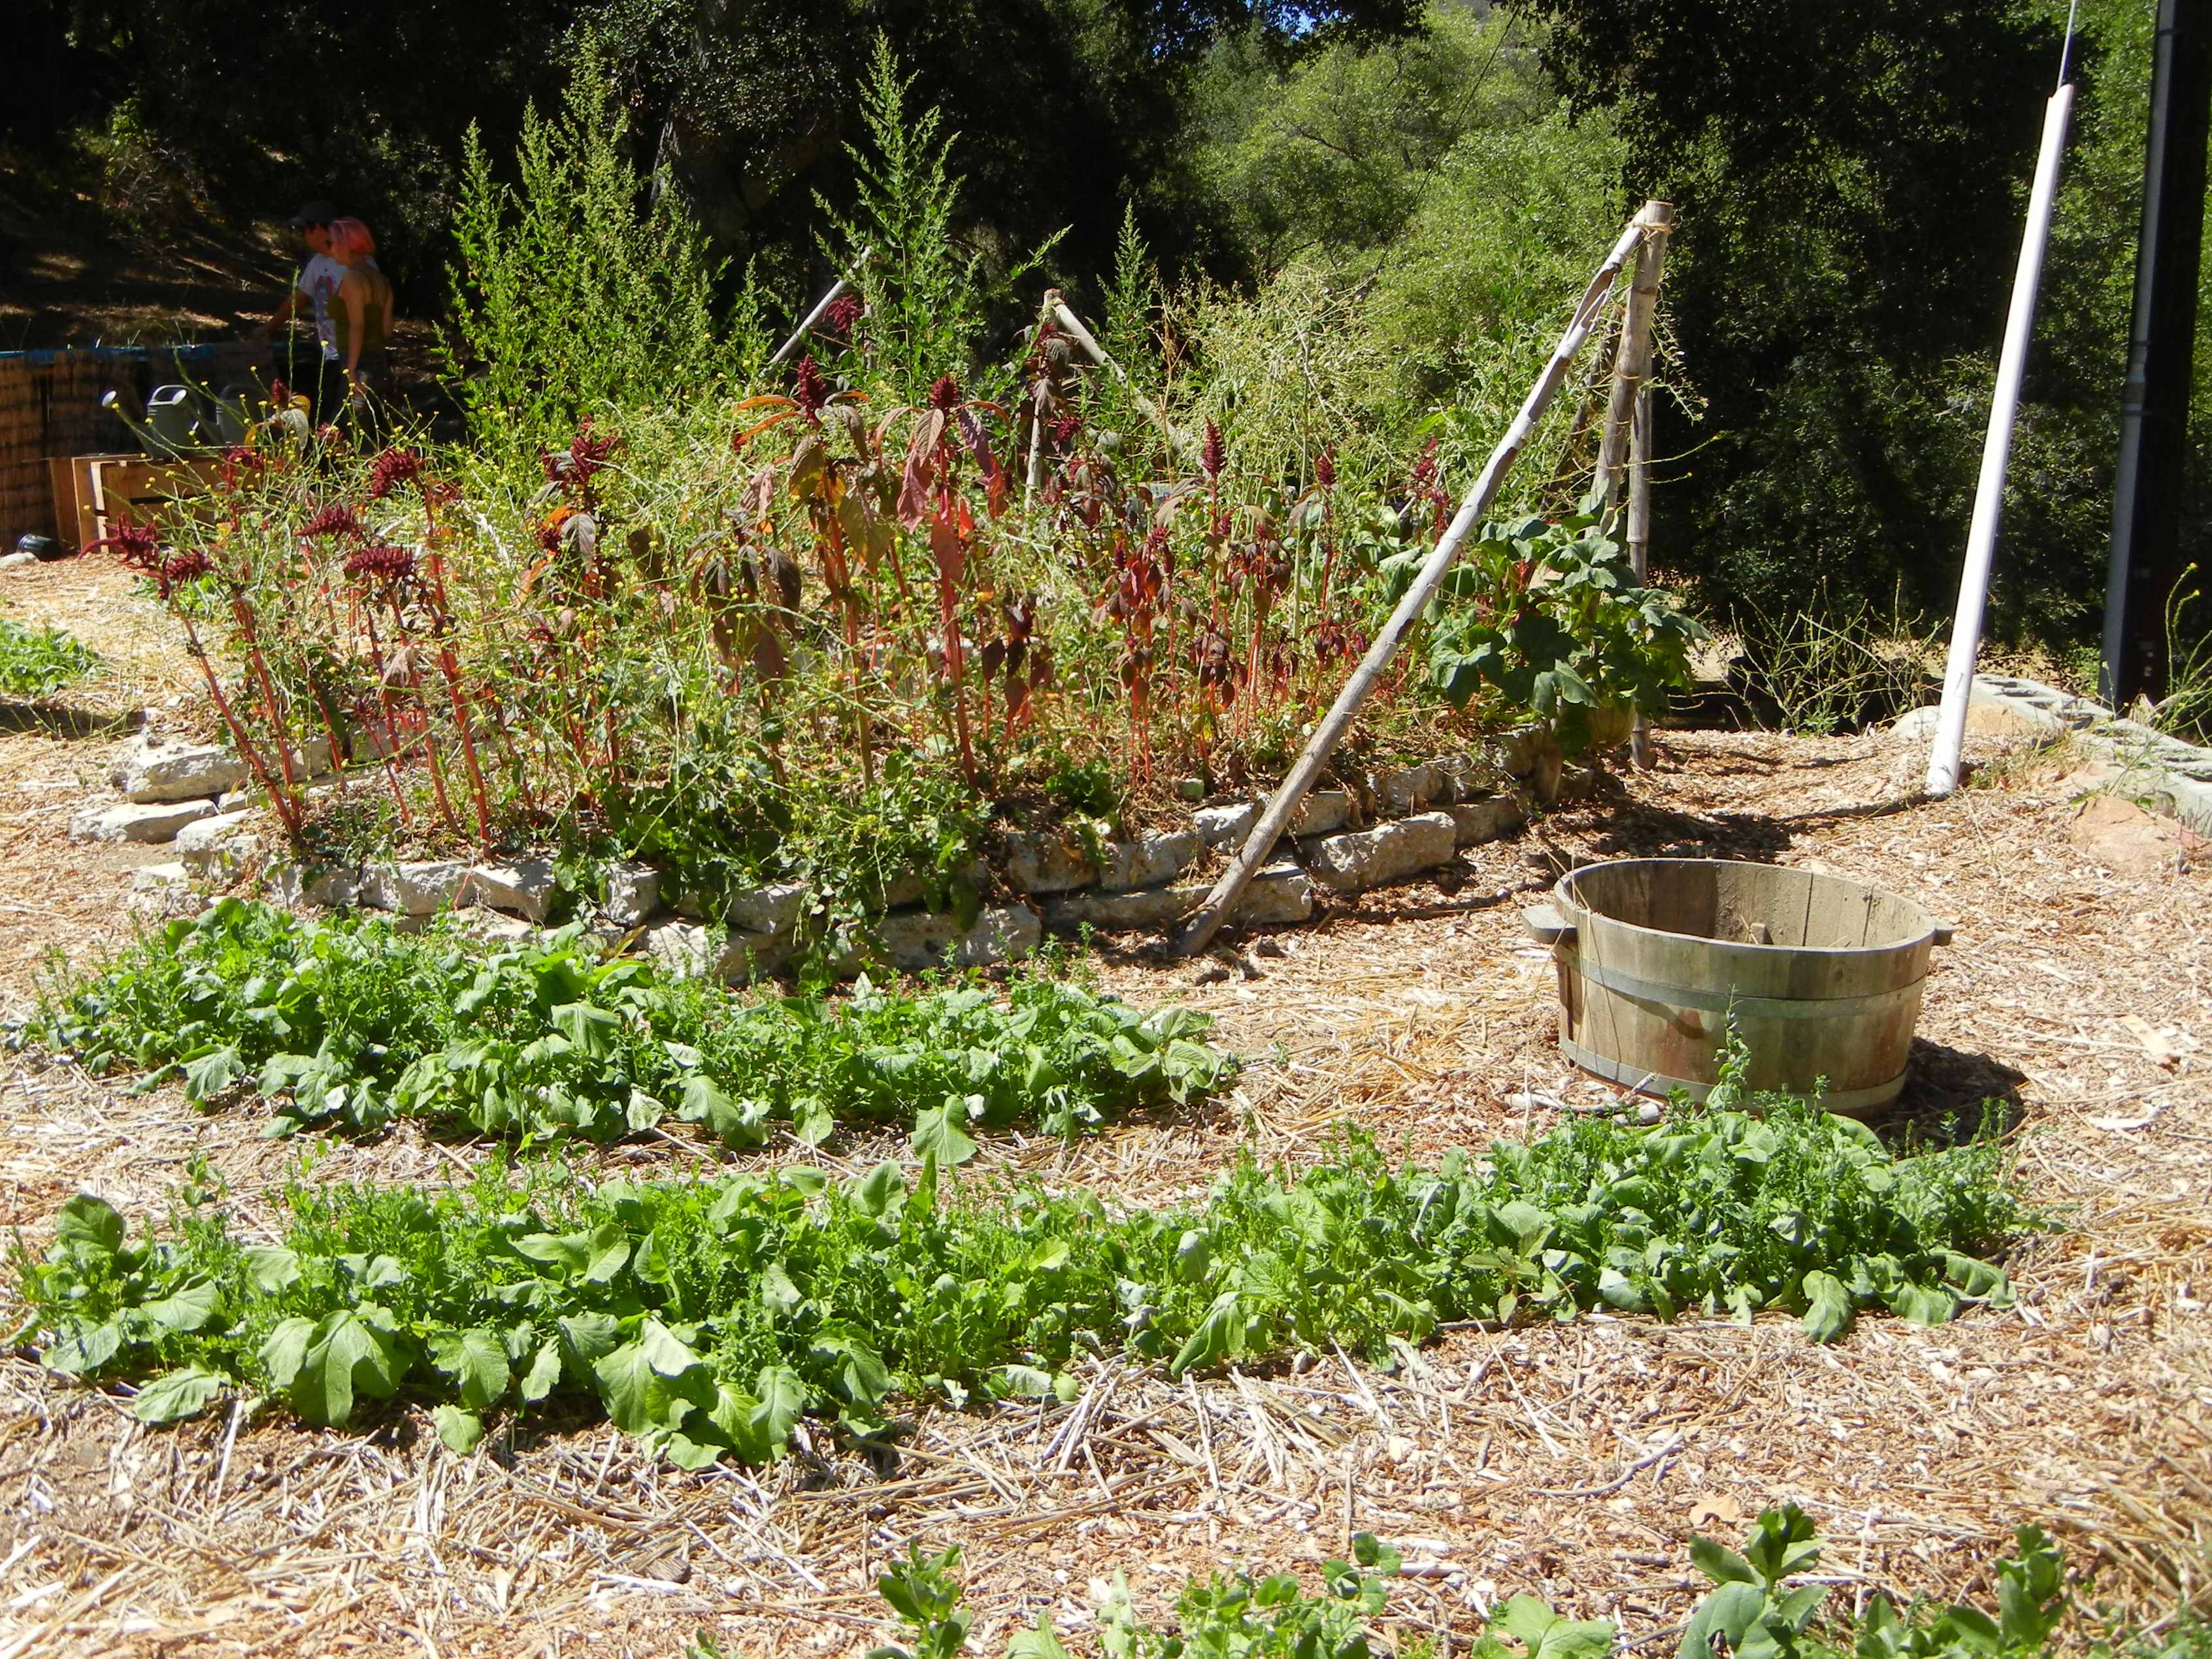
(299, 502, 365, 542)
(826, 293, 864, 334)
(344, 544, 418, 586)
(367, 448, 427, 501)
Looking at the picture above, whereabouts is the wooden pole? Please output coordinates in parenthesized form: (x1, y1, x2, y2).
(768, 246, 870, 369)
(1023, 291, 1060, 516)
(1594, 201, 1670, 768)
(1049, 299, 1197, 463)
(1172, 211, 1656, 959)
(1594, 203, 1672, 499)
(1627, 384, 1657, 769)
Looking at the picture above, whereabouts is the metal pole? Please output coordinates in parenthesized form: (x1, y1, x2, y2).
(2102, 0, 2212, 706)
(1172, 210, 1655, 958)
(1926, 85, 2075, 798)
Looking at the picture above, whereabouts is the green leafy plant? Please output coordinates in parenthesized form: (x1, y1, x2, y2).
(0, 616, 102, 698)
(1681, 1505, 2066, 1659)
(15, 1055, 2025, 1464)
(1421, 496, 1704, 794)
(27, 898, 1236, 1149)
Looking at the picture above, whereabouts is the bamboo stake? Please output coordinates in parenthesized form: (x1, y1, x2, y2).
(1048, 299, 1198, 463)
(1023, 291, 1061, 516)
(768, 247, 870, 369)
(1172, 210, 1657, 959)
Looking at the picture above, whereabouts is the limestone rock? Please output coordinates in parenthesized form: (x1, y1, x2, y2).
(1376, 763, 1442, 814)
(1234, 862, 1313, 925)
(1194, 800, 1259, 849)
(1004, 830, 1098, 894)
(71, 798, 216, 844)
(603, 863, 663, 927)
(876, 904, 1041, 971)
(361, 859, 469, 916)
(112, 734, 248, 804)
(1486, 728, 1543, 780)
(724, 881, 808, 937)
(1445, 796, 1525, 847)
(265, 861, 363, 908)
(881, 861, 987, 910)
(467, 858, 559, 923)
(1098, 828, 1202, 891)
(175, 810, 263, 876)
(1288, 789, 1353, 837)
(1306, 812, 1458, 894)
(1041, 885, 1195, 934)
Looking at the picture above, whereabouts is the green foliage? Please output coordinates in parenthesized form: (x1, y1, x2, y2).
(818, 35, 1058, 407)
(836, 1511, 2101, 1659)
(27, 898, 1236, 1149)
(1515, 0, 2212, 647)
(1422, 499, 1706, 755)
(16, 1064, 2024, 1462)
(0, 616, 101, 698)
(442, 50, 758, 450)
(1177, 8, 1626, 485)
(1681, 1505, 2065, 1659)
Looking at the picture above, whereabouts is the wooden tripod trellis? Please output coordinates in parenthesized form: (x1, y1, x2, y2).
(1171, 199, 1676, 959)
(765, 205, 1677, 962)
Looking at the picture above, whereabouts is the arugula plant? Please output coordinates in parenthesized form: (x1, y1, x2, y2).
(1681, 1506, 2066, 1659)
(812, 1514, 2092, 1659)
(27, 898, 1234, 1153)
(0, 616, 102, 699)
(16, 1070, 2026, 1466)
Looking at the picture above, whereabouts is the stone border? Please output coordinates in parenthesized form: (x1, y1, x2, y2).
(112, 729, 1563, 977)
(1894, 672, 2212, 836)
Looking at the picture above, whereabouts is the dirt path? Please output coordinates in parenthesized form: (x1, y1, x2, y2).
(0, 557, 2205, 1657)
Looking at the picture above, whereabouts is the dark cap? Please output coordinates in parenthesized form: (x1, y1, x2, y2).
(287, 199, 342, 228)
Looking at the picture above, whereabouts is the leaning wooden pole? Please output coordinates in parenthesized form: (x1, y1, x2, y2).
(768, 246, 871, 369)
(1172, 210, 1657, 959)
(1048, 299, 1197, 463)
(1594, 201, 1673, 768)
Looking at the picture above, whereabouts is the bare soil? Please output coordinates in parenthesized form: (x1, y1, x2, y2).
(0, 554, 2205, 1658)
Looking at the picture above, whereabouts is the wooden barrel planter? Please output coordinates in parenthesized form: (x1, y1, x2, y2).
(1523, 858, 1951, 1114)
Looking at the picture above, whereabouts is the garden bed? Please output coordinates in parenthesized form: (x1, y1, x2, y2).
(0, 554, 2205, 1654)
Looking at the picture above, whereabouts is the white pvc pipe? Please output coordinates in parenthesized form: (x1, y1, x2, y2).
(1927, 84, 2075, 796)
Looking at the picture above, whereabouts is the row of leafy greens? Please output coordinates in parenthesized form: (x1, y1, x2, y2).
(24, 898, 1233, 1152)
(19, 1068, 2027, 1467)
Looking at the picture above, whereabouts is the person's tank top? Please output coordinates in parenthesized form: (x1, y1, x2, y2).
(334, 264, 393, 361)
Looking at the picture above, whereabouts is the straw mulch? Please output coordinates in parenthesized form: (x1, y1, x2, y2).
(0, 569, 2204, 1656)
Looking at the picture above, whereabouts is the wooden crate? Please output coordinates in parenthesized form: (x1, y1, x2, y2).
(1, 344, 269, 550)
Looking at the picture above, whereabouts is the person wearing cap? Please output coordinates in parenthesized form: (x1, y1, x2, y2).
(265, 199, 347, 421)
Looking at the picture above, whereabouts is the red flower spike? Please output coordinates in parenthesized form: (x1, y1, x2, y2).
(927, 374, 962, 413)
(826, 293, 864, 334)
(157, 550, 212, 595)
(343, 544, 418, 585)
(368, 448, 425, 499)
(792, 355, 829, 422)
(299, 502, 365, 540)
(1315, 446, 1336, 490)
(1202, 420, 1225, 482)
(87, 518, 163, 570)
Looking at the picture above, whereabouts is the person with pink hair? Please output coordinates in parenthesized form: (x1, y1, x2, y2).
(326, 217, 395, 427)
